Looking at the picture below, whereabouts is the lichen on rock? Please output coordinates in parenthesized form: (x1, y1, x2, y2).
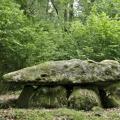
(68, 88, 101, 110)
(3, 59, 120, 86)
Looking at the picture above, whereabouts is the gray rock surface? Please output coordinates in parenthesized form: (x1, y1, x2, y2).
(3, 59, 120, 85)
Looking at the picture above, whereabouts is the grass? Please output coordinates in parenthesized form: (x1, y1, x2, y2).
(0, 108, 120, 120)
(0, 90, 120, 120)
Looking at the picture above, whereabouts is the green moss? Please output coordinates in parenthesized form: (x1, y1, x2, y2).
(105, 83, 120, 107)
(3, 59, 120, 84)
(29, 86, 67, 108)
(68, 88, 101, 110)
(1, 108, 120, 120)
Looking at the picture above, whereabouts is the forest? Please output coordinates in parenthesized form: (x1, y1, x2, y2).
(0, 0, 120, 77)
(0, 0, 120, 120)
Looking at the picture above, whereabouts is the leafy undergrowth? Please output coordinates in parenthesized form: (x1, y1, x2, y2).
(0, 108, 120, 120)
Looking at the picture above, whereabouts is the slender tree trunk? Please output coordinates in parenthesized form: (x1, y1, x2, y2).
(64, 8, 68, 21)
(50, 0, 58, 15)
(69, 3, 74, 21)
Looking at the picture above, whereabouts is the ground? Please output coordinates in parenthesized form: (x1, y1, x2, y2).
(0, 108, 120, 120)
(0, 91, 120, 120)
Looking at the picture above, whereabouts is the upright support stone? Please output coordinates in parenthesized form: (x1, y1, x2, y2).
(29, 86, 67, 108)
(17, 85, 35, 108)
(68, 88, 101, 110)
(104, 83, 120, 108)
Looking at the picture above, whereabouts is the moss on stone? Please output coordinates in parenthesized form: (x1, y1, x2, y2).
(104, 83, 120, 108)
(68, 88, 101, 110)
(29, 86, 67, 108)
(3, 59, 120, 85)
(17, 85, 35, 108)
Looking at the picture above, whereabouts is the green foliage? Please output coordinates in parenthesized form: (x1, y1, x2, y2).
(0, 0, 35, 74)
(26, 21, 78, 65)
(0, 0, 120, 78)
(86, 13, 120, 60)
(71, 13, 120, 61)
(92, 0, 120, 18)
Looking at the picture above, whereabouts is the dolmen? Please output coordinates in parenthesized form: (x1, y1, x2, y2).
(2, 59, 120, 110)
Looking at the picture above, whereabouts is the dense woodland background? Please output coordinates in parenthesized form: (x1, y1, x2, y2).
(0, 0, 120, 78)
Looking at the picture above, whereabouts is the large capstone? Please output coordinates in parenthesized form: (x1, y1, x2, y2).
(68, 88, 101, 110)
(29, 86, 67, 108)
(3, 59, 120, 86)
